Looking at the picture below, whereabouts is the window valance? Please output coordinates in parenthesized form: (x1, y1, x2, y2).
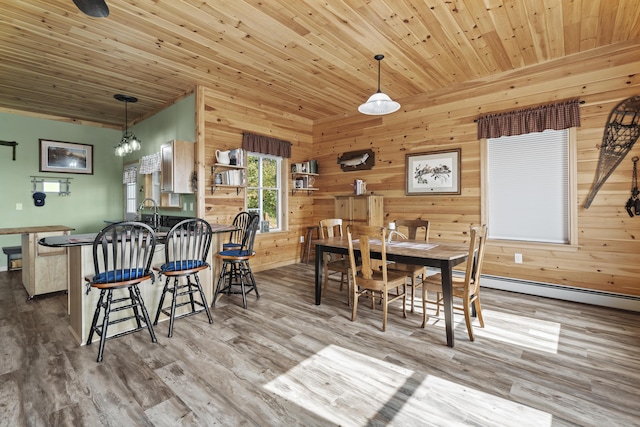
(242, 132, 291, 158)
(139, 152, 162, 175)
(123, 164, 137, 184)
(477, 99, 581, 139)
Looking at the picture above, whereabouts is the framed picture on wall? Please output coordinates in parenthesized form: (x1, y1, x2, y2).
(39, 139, 94, 175)
(406, 148, 461, 195)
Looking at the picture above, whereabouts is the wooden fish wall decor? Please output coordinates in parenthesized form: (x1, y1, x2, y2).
(337, 149, 375, 171)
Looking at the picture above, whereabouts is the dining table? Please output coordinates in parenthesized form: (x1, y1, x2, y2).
(314, 236, 469, 347)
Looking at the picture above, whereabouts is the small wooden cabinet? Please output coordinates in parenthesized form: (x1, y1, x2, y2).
(334, 194, 384, 228)
(21, 228, 73, 298)
(161, 139, 195, 194)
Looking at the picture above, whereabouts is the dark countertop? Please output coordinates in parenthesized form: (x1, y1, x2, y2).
(0, 225, 75, 236)
(38, 223, 236, 247)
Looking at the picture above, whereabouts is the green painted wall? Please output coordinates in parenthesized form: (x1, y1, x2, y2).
(125, 94, 196, 215)
(0, 113, 123, 266)
(0, 94, 196, 269)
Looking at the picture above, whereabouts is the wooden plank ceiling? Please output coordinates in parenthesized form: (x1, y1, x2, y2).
(0, 0, 638, 128)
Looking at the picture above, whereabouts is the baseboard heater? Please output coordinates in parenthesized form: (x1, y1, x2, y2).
(478, 274, 640, 313)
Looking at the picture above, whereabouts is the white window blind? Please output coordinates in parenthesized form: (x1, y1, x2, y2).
(487, 129, 569, 243)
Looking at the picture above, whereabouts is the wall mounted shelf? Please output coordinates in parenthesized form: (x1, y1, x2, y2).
(30, 176, 72, 196)
(210, 163, 246, 195)
(291, 172, 319, 195)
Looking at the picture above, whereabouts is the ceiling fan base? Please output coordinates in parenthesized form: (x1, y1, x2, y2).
(73, 0, 110, 18)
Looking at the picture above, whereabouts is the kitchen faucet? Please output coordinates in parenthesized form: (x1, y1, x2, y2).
(138, 198, 160, 230)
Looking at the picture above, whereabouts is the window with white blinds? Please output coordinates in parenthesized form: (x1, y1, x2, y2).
(485, 129, 570, 244)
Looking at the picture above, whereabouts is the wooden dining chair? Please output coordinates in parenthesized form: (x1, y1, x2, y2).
(421, 225, 488, 341)
(347, 225, 407, 331)
(319, 218, 353, 302)
(386, 219, 430, 313)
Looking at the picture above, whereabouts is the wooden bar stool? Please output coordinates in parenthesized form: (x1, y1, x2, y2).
(85, 222, 158, 362)
(153, 218, 214, 338)
(302, 225, 319, 264)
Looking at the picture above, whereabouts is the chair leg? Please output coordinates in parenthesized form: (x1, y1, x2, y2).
(213, 261, 230, 307)
(193, 273, 214, 324)
(351, 285, 358, 322)
(239, 266, 248, 309)
(421, 287, 427, 328)
(168, 277, 179, 338)
(401, 284, 407, 319)
(322, 255, 329, 290)
(153, 276, 171, 325)
(87, 289, 105, 345)
(187, 277, 196, 313)
(410, 275, 416, 313)
(382, 289, 388, 332)
(132, 284, 157, 344)
(96, 289, 113, 363)
(463, 297, 475, 341)
(244, 260, 259, 299)
(474, 295, 485, 328)
(128, 287, 143, 330)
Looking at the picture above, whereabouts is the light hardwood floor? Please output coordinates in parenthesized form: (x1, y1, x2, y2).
(1, 264, 639, 426)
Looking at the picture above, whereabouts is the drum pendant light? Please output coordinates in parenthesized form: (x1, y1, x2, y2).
(114, 94, 142, 157)
(358, 54, 400, 115)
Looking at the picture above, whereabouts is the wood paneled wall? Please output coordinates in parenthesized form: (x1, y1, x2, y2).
(197, 38, 640, 297)
(313, 39, 640, 297)
(198, 88, 315, 271)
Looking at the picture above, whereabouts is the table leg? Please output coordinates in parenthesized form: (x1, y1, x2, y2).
(440, 261, 455, 347)
(315, 245, 323, 305)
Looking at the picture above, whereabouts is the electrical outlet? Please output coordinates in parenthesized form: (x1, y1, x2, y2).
(514, 253, 523, 264)
(16, 203, 23, 210)
(189, 202, 193, 211)
(300, 235, 304, 243)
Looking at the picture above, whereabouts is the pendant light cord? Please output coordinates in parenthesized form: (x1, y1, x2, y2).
(376, 58, 381, 93)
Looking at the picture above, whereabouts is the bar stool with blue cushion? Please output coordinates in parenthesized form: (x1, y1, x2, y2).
(85, 221, 157, 362)
(153, 218, 214, 337)
(213, 214, 260, 309)
(224, 211, 253, 251)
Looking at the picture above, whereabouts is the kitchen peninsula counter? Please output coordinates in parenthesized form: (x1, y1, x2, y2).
(0, 225, 74, 299)
(40, 223, 236, 345)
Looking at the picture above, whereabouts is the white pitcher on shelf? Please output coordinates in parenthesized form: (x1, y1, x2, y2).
(216, 150, 231, 165)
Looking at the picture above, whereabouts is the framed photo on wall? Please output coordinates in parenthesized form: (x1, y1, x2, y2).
(39, 139, 93, 175)
(406, 148, 461, 195)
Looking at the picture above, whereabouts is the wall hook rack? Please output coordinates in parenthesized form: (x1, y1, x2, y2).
(30, 176, 72, 196)
(0, 140, 18, 160)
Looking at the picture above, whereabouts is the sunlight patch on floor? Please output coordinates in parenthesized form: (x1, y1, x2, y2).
(420, 305, 561, 354)
(474, 309, 561, 354)
(265, 345, 551, 426)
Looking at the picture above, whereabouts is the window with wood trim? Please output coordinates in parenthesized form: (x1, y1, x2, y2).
(123, 162, 138, 220)
(247, 152, 283, 232)
(481, 128, 577, 245)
